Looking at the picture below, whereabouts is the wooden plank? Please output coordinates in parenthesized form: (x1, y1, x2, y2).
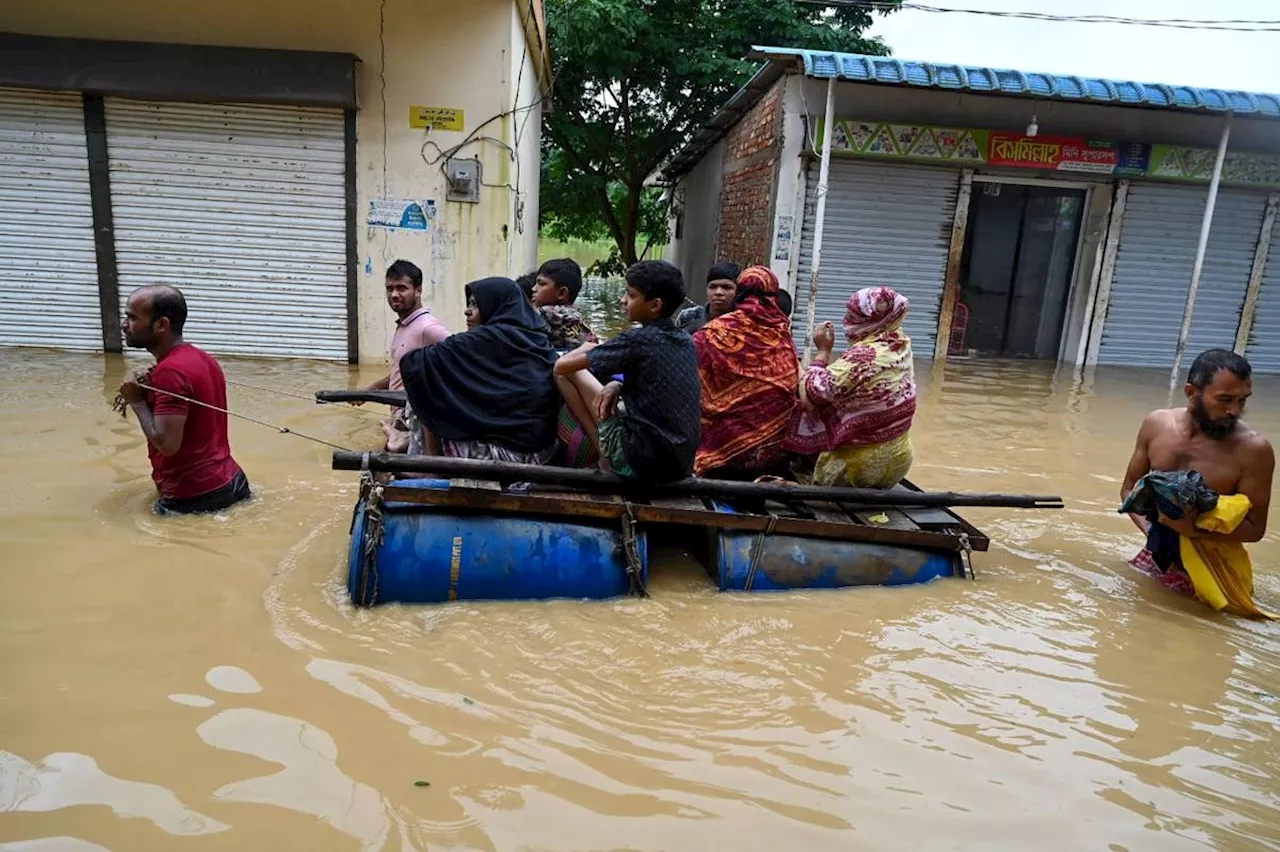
(898, 506, 959, 527)
(804, 500, 857, 525)
(452, 478, 501, 491)
(892, 480, 990, 551)
(645, 496, 710, 511)
(845, 506, 919, 531)
(382, 486, 624, 522)
(380, 484, 969, 551)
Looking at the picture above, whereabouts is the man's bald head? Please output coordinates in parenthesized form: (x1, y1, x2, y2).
(123, 285, 188, 351)
(131, 286, 187, 334)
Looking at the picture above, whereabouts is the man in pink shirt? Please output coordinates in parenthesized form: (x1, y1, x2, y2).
(361, 259, 450, 450)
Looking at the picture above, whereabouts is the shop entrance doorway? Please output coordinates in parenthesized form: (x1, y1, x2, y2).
(957, 180, 1087, 359)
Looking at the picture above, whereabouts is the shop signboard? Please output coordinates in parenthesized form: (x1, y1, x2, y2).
(987, 132, 1118, 173)
(817, 118, 1279, 188)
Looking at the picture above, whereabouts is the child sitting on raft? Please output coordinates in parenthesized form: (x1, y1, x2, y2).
(554, 260, 702, 483)
(532, 258, 598, 352)
(531, 257, 601, 467)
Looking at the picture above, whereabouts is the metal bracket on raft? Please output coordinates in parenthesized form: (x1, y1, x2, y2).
(957, 532, 975, 580)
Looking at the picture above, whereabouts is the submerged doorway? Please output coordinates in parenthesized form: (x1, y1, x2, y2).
(958, 180, 1087, 359)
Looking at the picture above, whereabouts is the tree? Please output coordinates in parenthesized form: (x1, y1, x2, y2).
(541, 0, 896, 268)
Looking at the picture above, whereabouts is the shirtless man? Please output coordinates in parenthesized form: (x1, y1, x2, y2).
(1122, 349, 1274, 550)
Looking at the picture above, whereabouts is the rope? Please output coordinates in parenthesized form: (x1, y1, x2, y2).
(743, 514, 779, 591)
(225, 379, 384, 418)
(355, 472, 385, 607)
(118, 380, 353, 452)
(621, 502, 649, 598)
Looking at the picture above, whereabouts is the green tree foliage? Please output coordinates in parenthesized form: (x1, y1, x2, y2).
(541, 0, 895, 268)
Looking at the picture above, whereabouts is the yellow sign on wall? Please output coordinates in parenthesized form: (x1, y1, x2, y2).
(409, 106, 465, 131)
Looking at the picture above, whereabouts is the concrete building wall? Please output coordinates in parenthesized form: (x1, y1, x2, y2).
(715, 79, 784, 271)
(665, 139, 726, 302)
(770, 74, 812, 291)
(0, 0, 544, 364)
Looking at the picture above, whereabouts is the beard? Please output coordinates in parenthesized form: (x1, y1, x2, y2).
(1191, 396, 1238, 440)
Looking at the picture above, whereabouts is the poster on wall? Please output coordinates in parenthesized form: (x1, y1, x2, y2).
(367, 199, 438, 231)
(820, 119, 986, 164)
(1148, 145, 1280, 189)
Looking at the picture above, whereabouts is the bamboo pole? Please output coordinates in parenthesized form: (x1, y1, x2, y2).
(934, 169, 975, 360)
(1169, 112, 1233, 391)
(802, 76, 838, 365)
(316, 389, 407, 407)
(332, 452, 1065, 509)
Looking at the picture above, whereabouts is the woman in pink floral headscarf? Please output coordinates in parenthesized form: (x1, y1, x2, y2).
(783, 287, 917, 488)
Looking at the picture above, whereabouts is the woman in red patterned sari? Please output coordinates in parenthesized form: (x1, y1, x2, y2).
(692, 265, 799, 478)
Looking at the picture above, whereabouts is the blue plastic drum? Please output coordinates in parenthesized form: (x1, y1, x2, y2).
(710, 501, 959, 591)
(348, 479, 648, 605)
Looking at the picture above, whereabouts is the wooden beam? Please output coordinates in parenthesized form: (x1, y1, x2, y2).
(1085, 180, 1129, 366)
(934, 168, 975, 361)
(379, 484, 975, 551)
(1235, 192, 1280, 355)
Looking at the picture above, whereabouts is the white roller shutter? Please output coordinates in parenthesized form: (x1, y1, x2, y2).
(1096, 183, 1264, 368)
(0, 88, 102, 351)
(106, 99, 348, 360)
(1245, 214, 1280, 373)
(794, 160, 958, 357)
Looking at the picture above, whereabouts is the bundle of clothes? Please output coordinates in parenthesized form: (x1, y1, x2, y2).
(1120, 470, 1275, 620)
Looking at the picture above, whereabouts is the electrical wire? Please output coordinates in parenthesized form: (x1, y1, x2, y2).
(808, 1, 1280, 31)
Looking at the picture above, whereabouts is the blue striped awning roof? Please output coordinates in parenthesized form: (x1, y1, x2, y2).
(752, 46, 1280, 118)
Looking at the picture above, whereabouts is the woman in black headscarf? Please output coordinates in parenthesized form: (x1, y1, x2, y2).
(400, 277, 559, 463)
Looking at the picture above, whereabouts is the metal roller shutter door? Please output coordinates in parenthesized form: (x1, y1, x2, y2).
(1096, 183, 1264, 368)
(106, 99, 348, 360)
(793, 160, 958, 356)
(0, 88, 102, 351)
(1245, 215, 1280, 373)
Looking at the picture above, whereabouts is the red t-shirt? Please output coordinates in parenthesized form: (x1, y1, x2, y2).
(146, 344, 243, 499)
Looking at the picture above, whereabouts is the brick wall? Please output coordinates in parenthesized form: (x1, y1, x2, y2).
(715, 79, 784, 268)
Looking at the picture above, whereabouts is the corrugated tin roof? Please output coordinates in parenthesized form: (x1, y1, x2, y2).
(755, 46, 1280, 118)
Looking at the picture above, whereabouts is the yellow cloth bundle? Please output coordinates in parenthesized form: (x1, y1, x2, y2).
(1179, 494, 1277, 620)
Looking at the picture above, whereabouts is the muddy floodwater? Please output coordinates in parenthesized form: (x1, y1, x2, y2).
(1, 346, 1278, 852)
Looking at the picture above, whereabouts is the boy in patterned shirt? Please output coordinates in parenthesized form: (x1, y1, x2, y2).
(532, 258, 597, 353)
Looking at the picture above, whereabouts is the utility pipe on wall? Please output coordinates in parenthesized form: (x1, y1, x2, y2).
(802, 76, 837, 364)
(1169, 112, 1233, 391)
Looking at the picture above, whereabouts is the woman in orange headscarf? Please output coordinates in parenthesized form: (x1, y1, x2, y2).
(693, 265, 799, 478)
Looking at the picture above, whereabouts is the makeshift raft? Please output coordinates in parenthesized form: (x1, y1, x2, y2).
(333, 452, 1056, 607)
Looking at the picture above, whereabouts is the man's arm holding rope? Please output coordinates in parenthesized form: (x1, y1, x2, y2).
(118, 371, 186, 457)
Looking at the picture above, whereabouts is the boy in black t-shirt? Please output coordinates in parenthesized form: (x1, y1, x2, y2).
(553, 261, 702, 482)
